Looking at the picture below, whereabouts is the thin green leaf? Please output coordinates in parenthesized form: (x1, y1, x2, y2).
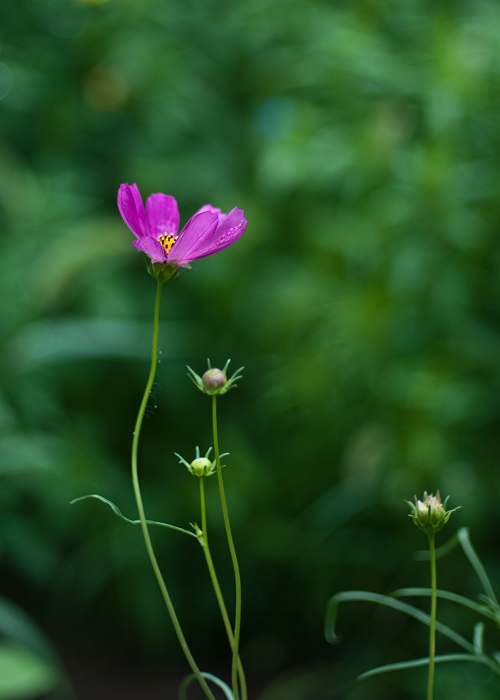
(358, 653, 494, 682)
(477, 594, 500, 618)
(473, 622, 485, 653)
(178, 672, 234, 700)
(413, 532, 459, 561)
(458, 528, 498, 605)
(70, 495, 197, 540)
(325, 591, 474, 652)
(391, 588, 498, 622)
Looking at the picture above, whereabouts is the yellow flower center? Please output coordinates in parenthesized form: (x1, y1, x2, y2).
(158, 233, 178, 254)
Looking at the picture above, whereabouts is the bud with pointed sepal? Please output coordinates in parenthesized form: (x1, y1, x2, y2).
(187, 359, 243, 396)
(175, 446, 229, 477)
(407, 491, 460, 535)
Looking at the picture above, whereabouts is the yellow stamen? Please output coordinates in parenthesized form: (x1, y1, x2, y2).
(158, 232, 178, 254)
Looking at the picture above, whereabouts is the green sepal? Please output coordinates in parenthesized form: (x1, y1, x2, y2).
(189, 522, 205, 547)
(146, 258, 189, 283)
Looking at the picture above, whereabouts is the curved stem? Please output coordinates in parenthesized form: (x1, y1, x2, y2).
(131, 280, 216, 700)
(199, 477, 247, 697)
(427, 533, 437, 700)
(212, 395, 245, 700)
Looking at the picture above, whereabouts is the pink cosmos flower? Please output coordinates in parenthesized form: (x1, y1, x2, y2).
(117, 183, 247, 268)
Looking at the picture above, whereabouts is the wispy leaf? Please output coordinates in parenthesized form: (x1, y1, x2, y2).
(178, 672, 234, 700)
(70, 494, 197, 539)
(358, 653, 493, 682)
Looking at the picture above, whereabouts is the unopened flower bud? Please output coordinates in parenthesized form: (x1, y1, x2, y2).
(407, 490, 460, 536)
(202, 368, 227, 391)
(190, 457, 212, 476)
(417, 494, 445, 524)
(191, 522, 203, 539)
(187, 360, 243, 396)
(175, 447, 217, 477)
(416, 499, 429, 521)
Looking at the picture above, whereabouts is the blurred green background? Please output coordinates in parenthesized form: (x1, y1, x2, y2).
(1, 0, 500, 697)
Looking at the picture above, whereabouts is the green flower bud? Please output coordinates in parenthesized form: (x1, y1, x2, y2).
(191, 522, 203, 539)
(407, 491, 460, 536)
(417, 494, 445, 524)
(190, 457, 213, 476)
(174, 446, 228, 478)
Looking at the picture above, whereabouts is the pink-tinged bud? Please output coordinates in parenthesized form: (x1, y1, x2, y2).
(187, 360, 243, 396)
(202, 368, 227, 391)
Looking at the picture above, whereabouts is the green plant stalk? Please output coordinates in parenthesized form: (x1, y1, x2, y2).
(427, 533, 437, 700)
(199, 477, 248, 699)
(131, 280, 217, 700)
(212, 395, 243, 700)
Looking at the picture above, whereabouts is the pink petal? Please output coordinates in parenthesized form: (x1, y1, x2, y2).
(187, 208, 247, 261)
(194, 203, 223, 217)
(131, 237, 166, 263)
(146, 194, 180, 238)
(168, 211, 219, 263)
(117, 183, 149, 239)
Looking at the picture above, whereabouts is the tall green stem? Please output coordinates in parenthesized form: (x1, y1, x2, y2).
(427, 533, 437, 700)
(212, 395, 244, 700)
(199, 477, 247, 699)
(131, 280, 216, 700)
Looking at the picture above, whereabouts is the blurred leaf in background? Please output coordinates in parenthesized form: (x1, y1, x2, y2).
(1, 0, 500, 697)
(0, 596, 69, 699)
(0, 645, 58, 700)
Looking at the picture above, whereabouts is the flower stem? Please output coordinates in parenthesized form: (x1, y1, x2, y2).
(199, 477, 248, 699)
(212, 395, 244, 700)
(427, 533, 437, 700)
(131, 280, 216, 700)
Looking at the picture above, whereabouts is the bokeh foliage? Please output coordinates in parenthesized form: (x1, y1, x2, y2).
(2, 0, 500, 697)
